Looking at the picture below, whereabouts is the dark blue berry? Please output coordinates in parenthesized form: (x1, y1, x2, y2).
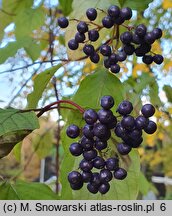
(57, 17, 69, 28)
(66, 124, 80, 138)
(141, 104, 155, 118)
(68, 39, 79, 50)
(69, 142, 83, 156)
(114, 168, 127, 180)
(83, 109, 98, 125)
(100, 95, 114, 110)
(86, 8, 97, 21)
(144, 120, 157, 134)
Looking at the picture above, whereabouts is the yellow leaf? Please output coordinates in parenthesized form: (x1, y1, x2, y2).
(151, 41, 162, 54)
(164, 61, 172, 71)
(163, 0, 172, 9)
(132, 64, 149, 78)
(138, 147, 145, 156)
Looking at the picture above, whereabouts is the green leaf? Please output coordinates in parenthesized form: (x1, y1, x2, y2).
(59, 0, 73, 15)
(118, 0, 153, 10)
(149, 79, 162, 106)
(0, 108, 39, 158)
(23, 38, 41, 61)
(13, 141, 22, 162)
(72, 68, 124, 110)
(0, 0, 33, 40)
(27, 64, 62, 109)
(0, 42, 22, 64)
(2, 0, 33, 13)
(15, 7, 45, 39)
(138, 172, 150, 196)
(163, 85, 172, 103)
(0, 37, 41, 64)
(0, 181, 57, 200)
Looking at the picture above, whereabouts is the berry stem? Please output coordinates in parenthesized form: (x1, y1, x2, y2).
(115, 24, 120, 50)
(37, 100, 85, 117)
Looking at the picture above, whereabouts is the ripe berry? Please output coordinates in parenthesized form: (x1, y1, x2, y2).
(97, 109, 114, 124)
(88, 29, 99, 42)
(83, 44, 94, 56)
(75, 32, 85, 43)
(86, 8, 97, 21)
(114, 168, 127, 180)
(87, 183, 98, 194)
(129, 137, 143, 148)
(102, 16, 114, 28)
(121, 115, 135, 131)
(100, 45, 112, 56)
(114, 16, 125, 25)
(144, 120, 157, 134)
(95, 139, 108, 150)
(100, 95, 114, 110)
(135, 44, 151, 56)
(90, 52, 100, 63)
(82, 124, 94, 138)
(152, 28, 162, 39)
(90, 172, 101, 187)
(135, 115, 149, 129)
(105, 157, 119, 171)
(108, 5, 120, 18)
(68, 171, 82, 184)
(116, 51, 127, 62)
(93, 123, 109, 139)
(117, 100, 133, 115)
(83, 149, 97, 161)
(114, 123, 126, 138)
(66, 124, 80, 138)
(104, 58, 111, 68)
(144, 32, 155, 44)
(132, 33, 142, 44)
(153, 54, 164, 64)
(142, 55, 153, 64)
(93, 156, 105, 169)
(129, 128, 142, 140)
(69, 143, 83, 156)
(120, 7, 132, 20)
(99, 169, 113, 182)
(82, 171, 92, 183)
(80, 136, 94, 150)
(57, 17, 69, 28)
(141, 104, 155, 118)
(109, 53, 118, 64)
(70, 181, 83, 190)
(83, 109, 98, 125)
(68, 39, 78, 50)
(79, 159, 93, 171)
(123, 44, 135, 55)
(110, 64, 120, 73)
(107, 115, 117, 129)
(77, 21, 88, 33)
(99, 182, 110, 194)
(135, 24, 147, 37)
(117, 143, 132, 155)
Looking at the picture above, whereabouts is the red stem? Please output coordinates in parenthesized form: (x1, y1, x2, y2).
(37, 100, 85, 117)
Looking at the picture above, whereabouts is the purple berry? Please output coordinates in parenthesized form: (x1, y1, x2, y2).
(86, 8, 97, 21)
(66, 124, 80, 138)
(141, 104, 155, 118)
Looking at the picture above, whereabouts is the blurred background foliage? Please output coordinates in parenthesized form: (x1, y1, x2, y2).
(0, 0, 172, 199)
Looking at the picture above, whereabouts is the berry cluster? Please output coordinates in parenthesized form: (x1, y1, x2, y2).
(57, 5, 163, 73)
(66, 96, 157, 194)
